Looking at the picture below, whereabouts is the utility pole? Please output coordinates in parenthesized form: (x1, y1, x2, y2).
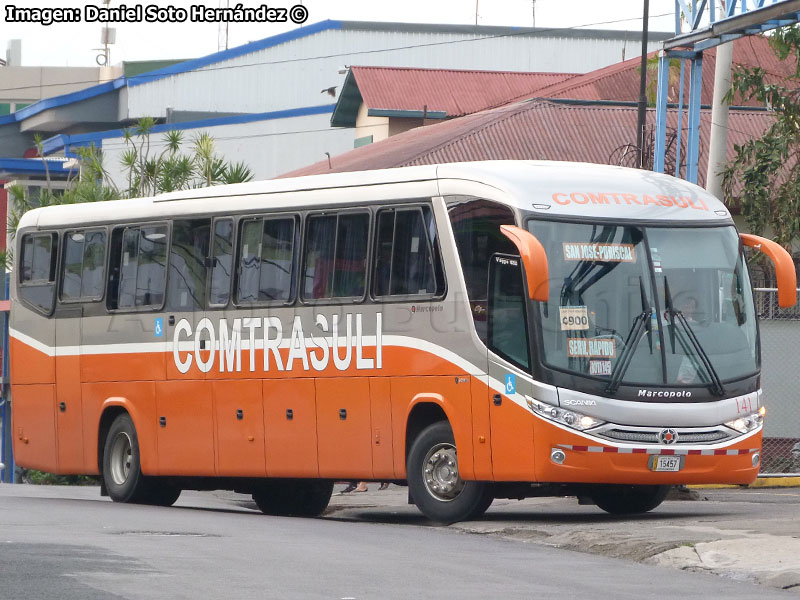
(636, 0, 650, 168)
(706, 2, 733, 198)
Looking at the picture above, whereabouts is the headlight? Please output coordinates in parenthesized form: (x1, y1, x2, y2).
(725, 410, 764, 434)
(525, 396, 605, 431)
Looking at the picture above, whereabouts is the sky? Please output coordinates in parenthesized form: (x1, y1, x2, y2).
(1, 0, 678, 67)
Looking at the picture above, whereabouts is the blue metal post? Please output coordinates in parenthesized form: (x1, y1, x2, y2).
(1, 272, 12, 484)
(675, 60, 686, 178)
(654, 52, 671, 173)
(686, 55, 704, 183)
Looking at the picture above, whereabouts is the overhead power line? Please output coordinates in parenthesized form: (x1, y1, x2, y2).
(0, 12, 673, 94)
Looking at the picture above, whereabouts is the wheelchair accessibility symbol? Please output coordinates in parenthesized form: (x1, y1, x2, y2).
(154, 318, 164, 338)
(505, 374, 516, 395)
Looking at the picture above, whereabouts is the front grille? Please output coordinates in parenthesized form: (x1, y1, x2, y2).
(594, 426, 735, 445)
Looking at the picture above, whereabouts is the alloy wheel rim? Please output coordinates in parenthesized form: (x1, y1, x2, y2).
(110, 432, 132, 485)
(422, 442, 464, 502)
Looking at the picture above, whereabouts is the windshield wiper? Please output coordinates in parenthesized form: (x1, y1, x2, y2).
(664, 279, 725, 396)
(606, 277, 651, 394)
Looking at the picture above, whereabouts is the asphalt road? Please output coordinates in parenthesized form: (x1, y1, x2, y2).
(0, 483, 797, 599)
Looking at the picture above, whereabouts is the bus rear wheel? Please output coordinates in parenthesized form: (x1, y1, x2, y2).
(407, 421, 493, 524)
(252, 479, 333, 517)
(102, 413, 149, 503)
(142, 481, 182, 507)
(590, 484, 671, 515)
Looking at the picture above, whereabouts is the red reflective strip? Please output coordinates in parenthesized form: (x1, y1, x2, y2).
(714, 449, 727, 455)
(660, 449, 676, 455)
(573, 446, 588, 452)
(632, 448, 647, 454)
(602, 447, 617, 453)
(687, 450, 702, 455)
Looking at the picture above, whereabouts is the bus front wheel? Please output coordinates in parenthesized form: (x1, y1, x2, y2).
(590, 484, 671, 515)
(407, 421, 493, 524)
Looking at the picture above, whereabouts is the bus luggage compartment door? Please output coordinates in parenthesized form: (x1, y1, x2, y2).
(315, 378, 373, 479)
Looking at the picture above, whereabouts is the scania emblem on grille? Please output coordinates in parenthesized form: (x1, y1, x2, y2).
(658, 428, 679, 445)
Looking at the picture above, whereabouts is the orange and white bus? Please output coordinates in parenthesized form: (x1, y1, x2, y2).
(10, 160, 796, 523)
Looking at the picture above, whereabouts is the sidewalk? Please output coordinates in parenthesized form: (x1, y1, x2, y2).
(690, 474, 800, 489)
(323, 482, 800, 594)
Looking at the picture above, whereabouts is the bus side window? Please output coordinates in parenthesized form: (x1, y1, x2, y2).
(61, 229, 106, 302)
(209, 218, 233, 306)
(236, 216, 297, 304)
(167, 219, 210, 311)
(487, 254, 531, 370)
(373, 206, 444, 298)
(303, 212, 369, 301)
(108, 224, 168, 310)
(19, 232, 58, 314)
(448, 198, 516, 342)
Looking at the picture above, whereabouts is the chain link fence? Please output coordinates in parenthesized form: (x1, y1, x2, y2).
(754, 288, 800, 474)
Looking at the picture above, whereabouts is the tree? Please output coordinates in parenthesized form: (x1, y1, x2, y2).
(721, 27, 800, 251)
(119, 119, 254, 198)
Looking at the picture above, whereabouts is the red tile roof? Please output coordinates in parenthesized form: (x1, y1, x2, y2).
(350, 65, 576, 117)
(526, 35, 794, 107)
(282, 98, 772, 189)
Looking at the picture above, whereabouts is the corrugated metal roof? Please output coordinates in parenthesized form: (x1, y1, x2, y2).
(281, 99, 773, 189)
(351, 66, 575, 117)
(527, 34, 794, 107)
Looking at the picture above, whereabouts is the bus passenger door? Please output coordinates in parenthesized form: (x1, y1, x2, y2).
(156, 219, 216, 476)
(54, 305, 84, 473)
(487, 254, 535, 481)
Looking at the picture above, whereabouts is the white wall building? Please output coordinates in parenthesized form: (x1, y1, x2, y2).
(19, 20, 670, 182)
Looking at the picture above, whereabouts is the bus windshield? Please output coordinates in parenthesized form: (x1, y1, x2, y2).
(526, 221, 758, 390)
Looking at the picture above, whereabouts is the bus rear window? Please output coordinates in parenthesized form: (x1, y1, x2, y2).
(19, 232, 58, 314)
(21, 233, 56, 284)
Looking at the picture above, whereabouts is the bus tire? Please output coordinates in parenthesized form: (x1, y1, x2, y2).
(590, 484, 671, 515)
(407, 421, 494, 524)
(142, 481, 182, 507)
(252, 479, 333, 517)
(102, 413, 149, 504)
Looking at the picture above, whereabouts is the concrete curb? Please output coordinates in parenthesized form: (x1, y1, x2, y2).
(689, 476, 800, 489)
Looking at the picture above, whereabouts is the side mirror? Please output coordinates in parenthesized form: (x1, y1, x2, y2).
(740, 233, 797, 308)
(499, 225, 549, 302)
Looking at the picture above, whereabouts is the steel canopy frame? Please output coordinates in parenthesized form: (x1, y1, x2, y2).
(654, 0, 800, 183)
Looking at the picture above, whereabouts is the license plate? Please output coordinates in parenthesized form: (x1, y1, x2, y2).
(650, 455, 683, 472)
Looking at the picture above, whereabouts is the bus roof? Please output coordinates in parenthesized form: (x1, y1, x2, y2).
(21, 160, 731, 230)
